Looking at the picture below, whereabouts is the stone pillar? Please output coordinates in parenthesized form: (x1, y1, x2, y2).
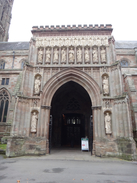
(41, 106, 51, 154)
(135, 48, 137, 65)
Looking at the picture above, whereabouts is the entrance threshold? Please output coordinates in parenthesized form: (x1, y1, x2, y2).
(48, 148, 92, 161)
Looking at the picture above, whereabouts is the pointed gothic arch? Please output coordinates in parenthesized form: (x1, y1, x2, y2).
(0, 88, 10, 122)
(42, 68, 101, 107)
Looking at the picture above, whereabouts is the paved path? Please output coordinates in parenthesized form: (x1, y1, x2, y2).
(0, 149, 137, 183)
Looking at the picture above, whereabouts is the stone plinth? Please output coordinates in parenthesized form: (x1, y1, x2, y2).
(6, 136, 46, 157)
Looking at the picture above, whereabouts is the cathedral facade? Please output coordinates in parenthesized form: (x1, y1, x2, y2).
(0, 1, 137, 159)
(0, 24, 137, 160)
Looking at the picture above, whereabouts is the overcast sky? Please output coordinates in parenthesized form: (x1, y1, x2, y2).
(9, 0, 137, 42)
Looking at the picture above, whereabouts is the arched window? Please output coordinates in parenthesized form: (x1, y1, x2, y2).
(0, 90, 9, 122)
(120, 59, 129, 67)
(0, 60, 5, 69)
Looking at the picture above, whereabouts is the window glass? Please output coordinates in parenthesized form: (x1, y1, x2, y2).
(1, 78, 5, 85)
(6, 78, 9, 85)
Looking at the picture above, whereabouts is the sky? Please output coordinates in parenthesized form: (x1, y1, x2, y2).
(9, 0, 137, 42)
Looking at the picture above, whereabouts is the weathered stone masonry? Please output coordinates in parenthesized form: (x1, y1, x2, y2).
(0, 24, 137, 160)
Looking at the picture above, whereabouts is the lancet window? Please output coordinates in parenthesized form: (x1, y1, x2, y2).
(0, 60, 5, 69)
(0, 90, 9, 122)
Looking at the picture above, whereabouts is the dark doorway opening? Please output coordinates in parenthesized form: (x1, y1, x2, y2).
(50, 81, 92, 152)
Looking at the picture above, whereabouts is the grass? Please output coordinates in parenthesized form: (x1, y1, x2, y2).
(0, 144, 7, 151)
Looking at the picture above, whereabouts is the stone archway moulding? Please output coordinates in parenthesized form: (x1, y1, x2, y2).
(42, 68, 101, 107)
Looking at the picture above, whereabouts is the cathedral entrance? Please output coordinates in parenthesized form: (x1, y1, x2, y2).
(50, 81, 92, 151)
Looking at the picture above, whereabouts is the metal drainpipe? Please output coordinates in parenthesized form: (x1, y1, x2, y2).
(12, 51, 15, 69)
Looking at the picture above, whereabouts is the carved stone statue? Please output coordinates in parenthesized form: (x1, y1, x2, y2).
(53, 48, 59, 64)
(101, 47, 106, 63)
(45, 48, 51, 64)
(85, 48, 90, 63)
(103, 76, 109, 95)
(34, 76, 41, 94)
(69, 47, 74, 63)
(92, 47, 98, 63)
(61, 48, 66, 63)
(31, 112, 38, 133)
(77, 47, 82, 63)
(38, 48, 43, 64)
(105, 113, 112, 134)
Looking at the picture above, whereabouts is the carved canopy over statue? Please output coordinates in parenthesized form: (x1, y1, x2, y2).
(36, 36, 109, 48)
(34, 76, 41, 95)
(103, 75, 109, 95)
(38, 48, 43, 64)
(31, 112, 38, 133)
(69, 47, 74, 63)
(105, 112, 112, 134)
(45, 48, 51, 64)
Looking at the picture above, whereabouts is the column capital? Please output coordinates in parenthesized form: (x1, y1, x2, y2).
(92, 106, 101, 110)
(41, 105, 51, 110)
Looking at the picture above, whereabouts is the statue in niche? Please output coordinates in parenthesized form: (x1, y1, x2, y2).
(31, 112, 38, 133)
(34, 76, 41, 94)
(105, 113, 112, 134)
(69, 47, 74, 63)
(92, 47, 98, 63)
(85, 48, 90, 63)
(61, 48, 66, 63)
(38, 48, 43, 64)
(45, 48, 51, 64)
(53, 48, 59, 63)
(77, 47, 82, 63)
(103, 76, 109, 95)
(101, 47, 106, 63)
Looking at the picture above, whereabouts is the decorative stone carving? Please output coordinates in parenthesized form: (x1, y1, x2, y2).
(101, 47, 106, 63)
(38, 48, 43, 64)
(92, 47, 98, 63)
(34, 76, 41, 95)
(103, 75, 109, 95)
(77, 47, 82, 64)
(85, 47, 90, 63)
(61, 47, 66, 64)
(53, 48, 59, 64)
(36, 36, 109, 48)
(105, 101, 110, 108)
(31, 112, 38, 133)
(45, 48, 51, 64)
(105, 112, 112, 134)
(69, 47, 74, 64)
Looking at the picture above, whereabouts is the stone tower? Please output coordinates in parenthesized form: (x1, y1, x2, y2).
(0, 0, 14, 42)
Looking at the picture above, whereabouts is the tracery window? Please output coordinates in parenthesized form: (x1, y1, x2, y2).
(0, 90, 9, 122)
(0, 60, 5, 69)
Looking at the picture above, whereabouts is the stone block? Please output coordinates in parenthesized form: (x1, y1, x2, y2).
(6, 136, 47, 157)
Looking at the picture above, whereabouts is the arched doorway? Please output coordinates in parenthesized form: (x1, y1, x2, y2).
(41, 68, 101, 154)
(50, 81, 92, 150)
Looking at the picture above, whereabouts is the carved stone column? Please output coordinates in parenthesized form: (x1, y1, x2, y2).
(135, 47, 137, 65)
(43, 47, 46, 65)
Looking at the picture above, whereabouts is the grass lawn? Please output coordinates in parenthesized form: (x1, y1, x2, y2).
(0, 144, 7, 151)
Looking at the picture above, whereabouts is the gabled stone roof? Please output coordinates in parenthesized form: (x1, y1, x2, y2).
(115, 41, 137, 49)
(0, 42, 29, 51)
